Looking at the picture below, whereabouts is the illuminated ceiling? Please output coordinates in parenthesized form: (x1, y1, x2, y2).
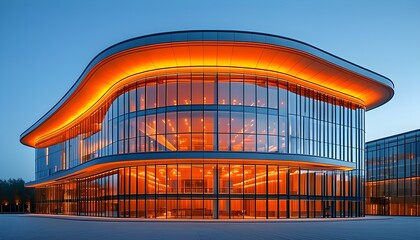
(20, 31, 394, 148)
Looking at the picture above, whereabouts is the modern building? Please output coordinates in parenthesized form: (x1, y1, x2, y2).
(365, 129, 420, 216)
(21, 30, 394, 219)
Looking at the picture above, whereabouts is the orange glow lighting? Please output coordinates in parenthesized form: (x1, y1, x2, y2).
(21, 41, 393, 148)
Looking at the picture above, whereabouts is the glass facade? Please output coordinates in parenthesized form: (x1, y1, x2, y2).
(31, 72, 365, 218)
(34, 73, 365, 180)
(35, 163, 362, 218)
(21, 30, 393, 219)
(365, 129, 420, 216)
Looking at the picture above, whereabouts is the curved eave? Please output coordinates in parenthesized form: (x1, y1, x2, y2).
(20, 30, 394, 148)
(25, 152, 356, 187)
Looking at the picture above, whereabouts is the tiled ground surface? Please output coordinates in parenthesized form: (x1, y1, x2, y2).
(0, 214, 418, 240)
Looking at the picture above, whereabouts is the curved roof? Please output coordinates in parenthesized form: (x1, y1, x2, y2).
(20, 30, 394, 147)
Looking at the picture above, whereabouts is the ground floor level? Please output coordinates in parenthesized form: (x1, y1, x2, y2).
(365, 196, 419, 216)
(33, 162, 363, 218)
(365, 177, 419, 216)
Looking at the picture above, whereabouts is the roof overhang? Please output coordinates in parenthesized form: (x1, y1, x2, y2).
(20, 31, 394, 148)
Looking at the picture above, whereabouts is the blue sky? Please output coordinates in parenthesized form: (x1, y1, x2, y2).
(1, 0, 419, 181)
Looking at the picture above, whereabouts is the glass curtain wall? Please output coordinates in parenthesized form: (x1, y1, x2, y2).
(35, 164, 362, 218)
(34, 73, 365, 180)
(365, 130, 420, 216)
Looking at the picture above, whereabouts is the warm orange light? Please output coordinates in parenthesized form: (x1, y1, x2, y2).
(26, 158, 353, 188)
(22, 41, 393, 148)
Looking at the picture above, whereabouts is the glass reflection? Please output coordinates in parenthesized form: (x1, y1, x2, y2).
(35, 72, 365, 198)
(35, 164, 362, 218)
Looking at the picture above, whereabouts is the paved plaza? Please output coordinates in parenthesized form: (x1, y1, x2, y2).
(0, 214, 418, 240)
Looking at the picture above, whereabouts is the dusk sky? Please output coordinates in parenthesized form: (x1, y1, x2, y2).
(0, 0, 419, 181)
